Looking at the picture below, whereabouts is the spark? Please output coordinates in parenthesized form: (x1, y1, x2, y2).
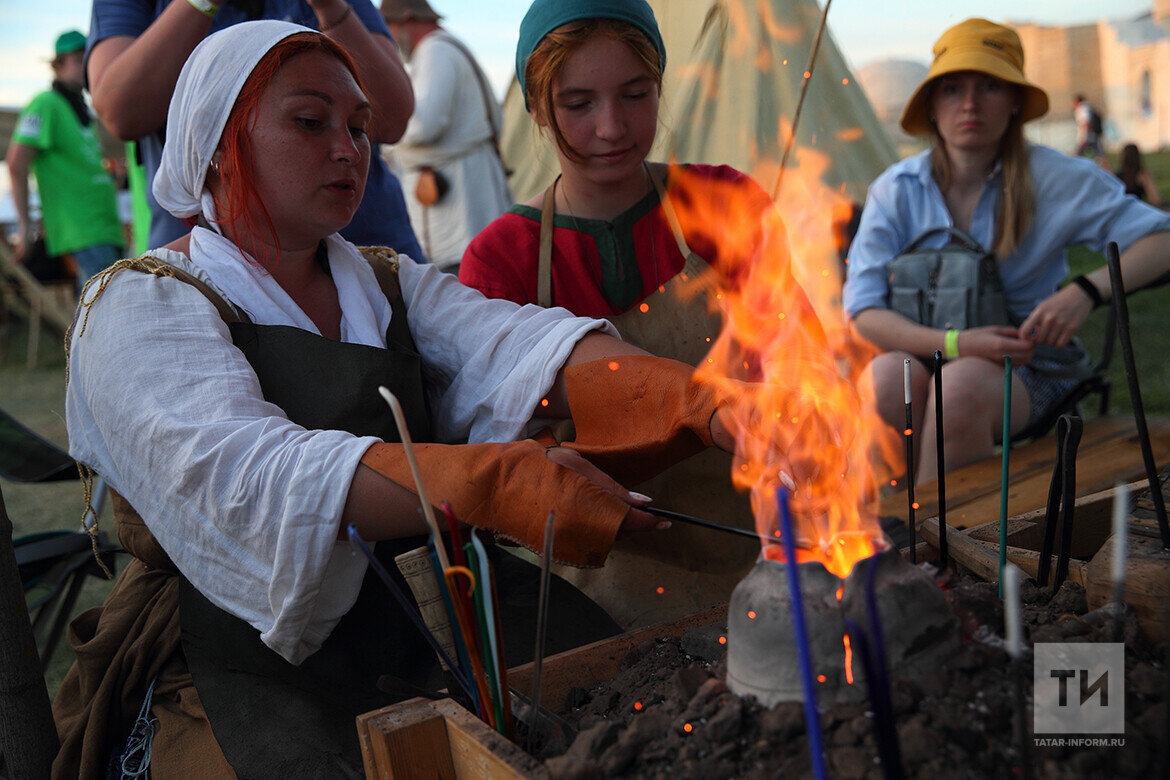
(747, 610, 757, 619)
(639, 302, 650, 313)
(540, 398, 549, 407)
(683, 722, 693, 733)
(607, 361, 620, 371)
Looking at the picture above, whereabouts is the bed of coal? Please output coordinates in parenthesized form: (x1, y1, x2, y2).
(532, 569, 1167, 779)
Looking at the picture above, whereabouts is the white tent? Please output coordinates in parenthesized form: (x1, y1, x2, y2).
(499, 0, 898, 205)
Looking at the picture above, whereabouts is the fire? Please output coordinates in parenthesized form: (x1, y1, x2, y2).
(665, 147, 900, 580)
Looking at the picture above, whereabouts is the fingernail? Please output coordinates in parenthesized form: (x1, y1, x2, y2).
(630, 492, 653, 503)
(656, 520, 672, 531)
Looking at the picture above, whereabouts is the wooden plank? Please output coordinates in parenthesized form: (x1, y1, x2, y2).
(918, 515, 1086, 587)
(882, 417, 1170, 529)
(1085, 533, 1170, 643)
(508, 603, 727, 712)
(357, 698, 546, 780)
(357, 699, 457, 780)
(432, 699, 548, 779)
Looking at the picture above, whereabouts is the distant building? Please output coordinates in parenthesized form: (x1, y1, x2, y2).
(1013, 0, 1170, 153)
(853, 2, 1168, 158)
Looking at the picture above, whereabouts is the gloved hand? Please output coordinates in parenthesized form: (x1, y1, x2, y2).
(562, 355, 726, 485)
(360, 439, 639, 567)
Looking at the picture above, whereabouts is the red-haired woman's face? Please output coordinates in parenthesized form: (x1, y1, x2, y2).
(237, 50, 371, 249)
(542, 33, 659, 191)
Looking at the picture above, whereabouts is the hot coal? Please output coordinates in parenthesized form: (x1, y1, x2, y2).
(537, 570, 1168, 779)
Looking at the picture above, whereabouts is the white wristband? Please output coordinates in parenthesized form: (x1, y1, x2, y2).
(186, 0, 219, 19)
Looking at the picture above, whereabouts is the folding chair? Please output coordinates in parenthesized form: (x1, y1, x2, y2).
(0, 407, 119, 668)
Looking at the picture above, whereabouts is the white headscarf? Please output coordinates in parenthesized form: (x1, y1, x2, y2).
(151, 19, 392, 348)
(153, 20, 311, 219)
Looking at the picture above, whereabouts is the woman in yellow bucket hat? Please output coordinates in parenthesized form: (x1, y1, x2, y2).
(843, 18, 1170, 481)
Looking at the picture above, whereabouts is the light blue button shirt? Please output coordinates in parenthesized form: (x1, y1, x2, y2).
(844, 144, 1170, 321)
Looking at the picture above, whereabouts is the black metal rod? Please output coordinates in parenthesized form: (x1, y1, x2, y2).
(642, 505, 776, 543)
(1054, 417, 1082, 588)
(904, 358, 917, 564)
(1104, 242, 1169, 547)
(934, 350, 947, 569)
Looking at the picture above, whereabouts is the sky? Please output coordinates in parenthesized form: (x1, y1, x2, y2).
(0, 0, 1157, 108)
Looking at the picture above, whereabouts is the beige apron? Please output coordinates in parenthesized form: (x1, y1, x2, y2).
(536, 174, 757, 628)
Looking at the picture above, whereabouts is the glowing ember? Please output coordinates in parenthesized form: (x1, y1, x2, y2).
(607, 361, 620, 372)
(656, 586, 665, 595)
(634, 701, 643, 711)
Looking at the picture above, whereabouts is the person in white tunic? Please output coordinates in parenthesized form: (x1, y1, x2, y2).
(382, 0, 511, 271)
(55, 20, 738, 777)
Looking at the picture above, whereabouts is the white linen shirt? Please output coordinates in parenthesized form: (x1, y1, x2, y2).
(66, 245, 615, 664)
(844, 144, 1170, 321)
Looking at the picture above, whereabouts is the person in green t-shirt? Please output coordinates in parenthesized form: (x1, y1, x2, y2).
(6, 30, 124, 292)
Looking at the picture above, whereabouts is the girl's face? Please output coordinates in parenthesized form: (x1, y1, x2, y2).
(220, 50, 371, 250)
(540, 33, 659, 190)
(930, 72, 1021, 157)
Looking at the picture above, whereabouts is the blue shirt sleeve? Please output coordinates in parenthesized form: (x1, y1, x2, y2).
(843, 172, 905, 318)
(1038, 152, 1170, 255)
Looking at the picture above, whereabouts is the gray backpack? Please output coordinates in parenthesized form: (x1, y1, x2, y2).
(885, 226, 1014, 330)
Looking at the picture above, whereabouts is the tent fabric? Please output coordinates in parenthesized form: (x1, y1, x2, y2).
(500, 0, 897, 204)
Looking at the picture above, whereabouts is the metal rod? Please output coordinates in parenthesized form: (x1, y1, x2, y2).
(771, 0, 834, 200)
(643, 506, 773, 543)
(1000, 356, 1013, 597)
(904, 359, 917, 564)
(1054, 417, 1082, 588)
(933, 350, 947, 568)
(1104, 242, 1169, 547)
(527, 511, 556, 753)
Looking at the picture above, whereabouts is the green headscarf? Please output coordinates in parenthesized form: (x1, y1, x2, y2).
(515, 0, 666, 109)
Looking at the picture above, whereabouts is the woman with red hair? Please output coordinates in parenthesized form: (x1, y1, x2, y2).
(58, 21, 736, 777)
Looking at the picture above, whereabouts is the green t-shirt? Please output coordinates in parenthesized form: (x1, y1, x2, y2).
(12, 89, 124, 256)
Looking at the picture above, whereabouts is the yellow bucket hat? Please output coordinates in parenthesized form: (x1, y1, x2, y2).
(899, 18, 1049, 137)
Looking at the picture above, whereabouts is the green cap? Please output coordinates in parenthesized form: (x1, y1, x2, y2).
(515, 0, 665, 109)
(54, 30, 87, 58)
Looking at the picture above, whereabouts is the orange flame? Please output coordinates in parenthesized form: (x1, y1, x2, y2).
(666, 149, 900, 579)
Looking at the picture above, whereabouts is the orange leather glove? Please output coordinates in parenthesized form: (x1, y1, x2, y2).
(360, 439, 627, 567)
(564, 355, 720, 486)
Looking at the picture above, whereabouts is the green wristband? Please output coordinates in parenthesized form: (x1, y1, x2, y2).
(944, 329, 960, 359)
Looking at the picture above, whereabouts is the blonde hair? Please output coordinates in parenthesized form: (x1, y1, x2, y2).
(524, 18, 663, 163)
(927, 86, 1033, 258)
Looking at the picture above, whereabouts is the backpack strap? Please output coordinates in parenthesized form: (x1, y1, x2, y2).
(902, 226, 988, 256)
